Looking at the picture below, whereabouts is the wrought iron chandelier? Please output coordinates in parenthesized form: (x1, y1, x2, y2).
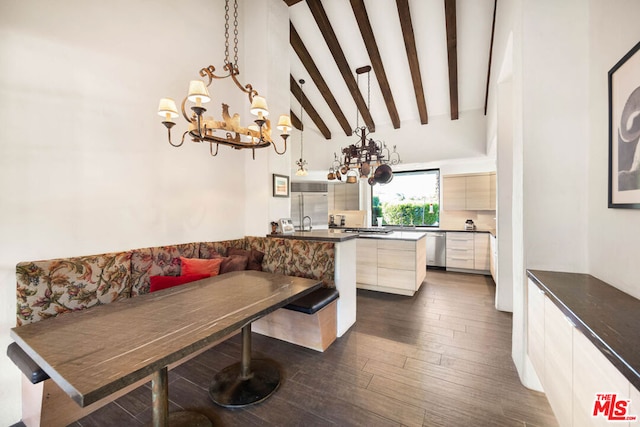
(295, 79, 308, 176)
(327, 65, 400, 185)
(157, 0, 291, 159)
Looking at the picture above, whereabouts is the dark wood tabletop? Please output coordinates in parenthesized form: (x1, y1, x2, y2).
(10, 270, 322, 407)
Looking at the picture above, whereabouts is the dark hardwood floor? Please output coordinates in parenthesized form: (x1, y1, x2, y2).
(69, 270, 558, 427)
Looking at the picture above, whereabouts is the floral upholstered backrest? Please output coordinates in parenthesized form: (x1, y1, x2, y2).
(286, 239, 335, 287)
(245, 236, 335, 287)
(130, 242, 199, 296)
(15, 251, 133, 326)
(199, 239, 247, 259)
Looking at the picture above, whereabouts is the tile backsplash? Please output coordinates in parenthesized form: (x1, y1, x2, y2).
(439, 210, 496, 231)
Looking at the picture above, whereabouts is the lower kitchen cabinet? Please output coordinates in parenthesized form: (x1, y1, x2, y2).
(356, 233, 426, 296)
(446, 232, 491, 273)
(446, 232, 474, 269)
(527, 274, 639, 427)
(474, 233, 490, 271)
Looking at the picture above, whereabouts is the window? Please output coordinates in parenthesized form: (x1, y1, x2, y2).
(371, 169, 440, 227)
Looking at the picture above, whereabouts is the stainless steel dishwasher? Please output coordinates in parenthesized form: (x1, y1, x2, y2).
(426, 232, 446, 268)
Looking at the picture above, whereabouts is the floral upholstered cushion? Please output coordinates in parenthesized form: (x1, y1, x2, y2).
(130, 242, 200, 296)
(15, 251, 133, 326)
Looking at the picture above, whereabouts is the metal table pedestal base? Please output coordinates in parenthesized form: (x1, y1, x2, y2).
(209, 359, 280, 408)
(209, 324, 281, 408)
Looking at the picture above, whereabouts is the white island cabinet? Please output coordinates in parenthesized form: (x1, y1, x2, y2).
(356, 232, 427, 296)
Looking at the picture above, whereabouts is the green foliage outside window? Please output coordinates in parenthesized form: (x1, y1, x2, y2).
(381, 203, 439, 226)
(371, 169, 440, 227)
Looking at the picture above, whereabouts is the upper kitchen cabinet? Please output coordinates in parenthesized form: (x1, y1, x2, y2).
(443, 173, 496, 211)
(330, 184, 359, 211)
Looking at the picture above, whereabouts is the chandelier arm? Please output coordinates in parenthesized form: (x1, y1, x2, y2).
(168, 130, 189, 148)
(271, 137, 287, 155)
(209, 142, 220, 157)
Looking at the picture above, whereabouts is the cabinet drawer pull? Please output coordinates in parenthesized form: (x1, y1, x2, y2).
(537, 288, 545, 295)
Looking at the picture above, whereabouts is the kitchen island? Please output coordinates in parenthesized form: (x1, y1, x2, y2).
(356, 231, 427, 296)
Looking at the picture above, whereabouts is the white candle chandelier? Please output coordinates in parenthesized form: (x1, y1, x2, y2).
(157, 0, 291, 159)
(327, 66, 400, 185)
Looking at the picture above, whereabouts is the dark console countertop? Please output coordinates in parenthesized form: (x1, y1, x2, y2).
(527, 269, 640, 390)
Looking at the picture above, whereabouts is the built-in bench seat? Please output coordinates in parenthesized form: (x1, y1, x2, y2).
(11, 235, 339, 426)
(7, 342, 49, 385)
(254, 287, 339, 352)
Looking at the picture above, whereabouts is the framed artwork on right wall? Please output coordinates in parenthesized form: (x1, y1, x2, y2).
(608, 39, 640, 208)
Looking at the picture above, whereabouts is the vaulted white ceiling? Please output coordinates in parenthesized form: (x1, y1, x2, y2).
(286, 0, 496, 145)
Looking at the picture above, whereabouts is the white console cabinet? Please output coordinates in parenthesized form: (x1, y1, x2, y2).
(527, 276, 639, 427)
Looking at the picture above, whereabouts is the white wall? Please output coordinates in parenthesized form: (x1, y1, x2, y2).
(0, 1, 289, 424)
(587, 0, 640, 300)
(487, 0, 640, 392)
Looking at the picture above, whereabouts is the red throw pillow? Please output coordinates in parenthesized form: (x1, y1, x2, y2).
(227, 248, 264, 271)
(220, 255, 249, 274)
(150, 274, 210, 293)
(180, 257, 223, 276)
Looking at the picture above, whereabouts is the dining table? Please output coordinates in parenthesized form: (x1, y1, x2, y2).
(10, 270, 322, 427)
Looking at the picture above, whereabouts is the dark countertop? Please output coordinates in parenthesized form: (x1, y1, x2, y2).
(527, 269, 640, 390)
(357, 231, 427, 241)
(267, 230, 358, 242)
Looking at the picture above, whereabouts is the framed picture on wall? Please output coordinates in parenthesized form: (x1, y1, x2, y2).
(608, 39, 640, 208)
(272, 174, 289, 198)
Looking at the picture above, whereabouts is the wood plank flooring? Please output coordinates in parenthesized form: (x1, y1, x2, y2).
(67, 270, 558, 427)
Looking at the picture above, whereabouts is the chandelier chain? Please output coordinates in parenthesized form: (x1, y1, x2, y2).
(224, 0, 230, 64)
(300, 86, 304, 159)
(356, 73, 360, 129)
(233, 0, 239, 66)
(223, 0, 239, 66)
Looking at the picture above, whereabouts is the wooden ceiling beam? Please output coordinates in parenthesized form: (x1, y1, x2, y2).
(444, 0, 459, 120)
(396, 0, 428, 125)
(290, 23, 352, 137)
(350, 0, 401, 129)
(290, 75, 331, 139)
(290, 110, 303, 131)
(306, 0, 376, 132)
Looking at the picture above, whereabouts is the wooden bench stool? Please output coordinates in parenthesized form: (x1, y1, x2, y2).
(253, 287, 339, 352)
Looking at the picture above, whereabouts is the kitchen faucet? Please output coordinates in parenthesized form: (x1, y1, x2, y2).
(302, 215, 312, 231)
